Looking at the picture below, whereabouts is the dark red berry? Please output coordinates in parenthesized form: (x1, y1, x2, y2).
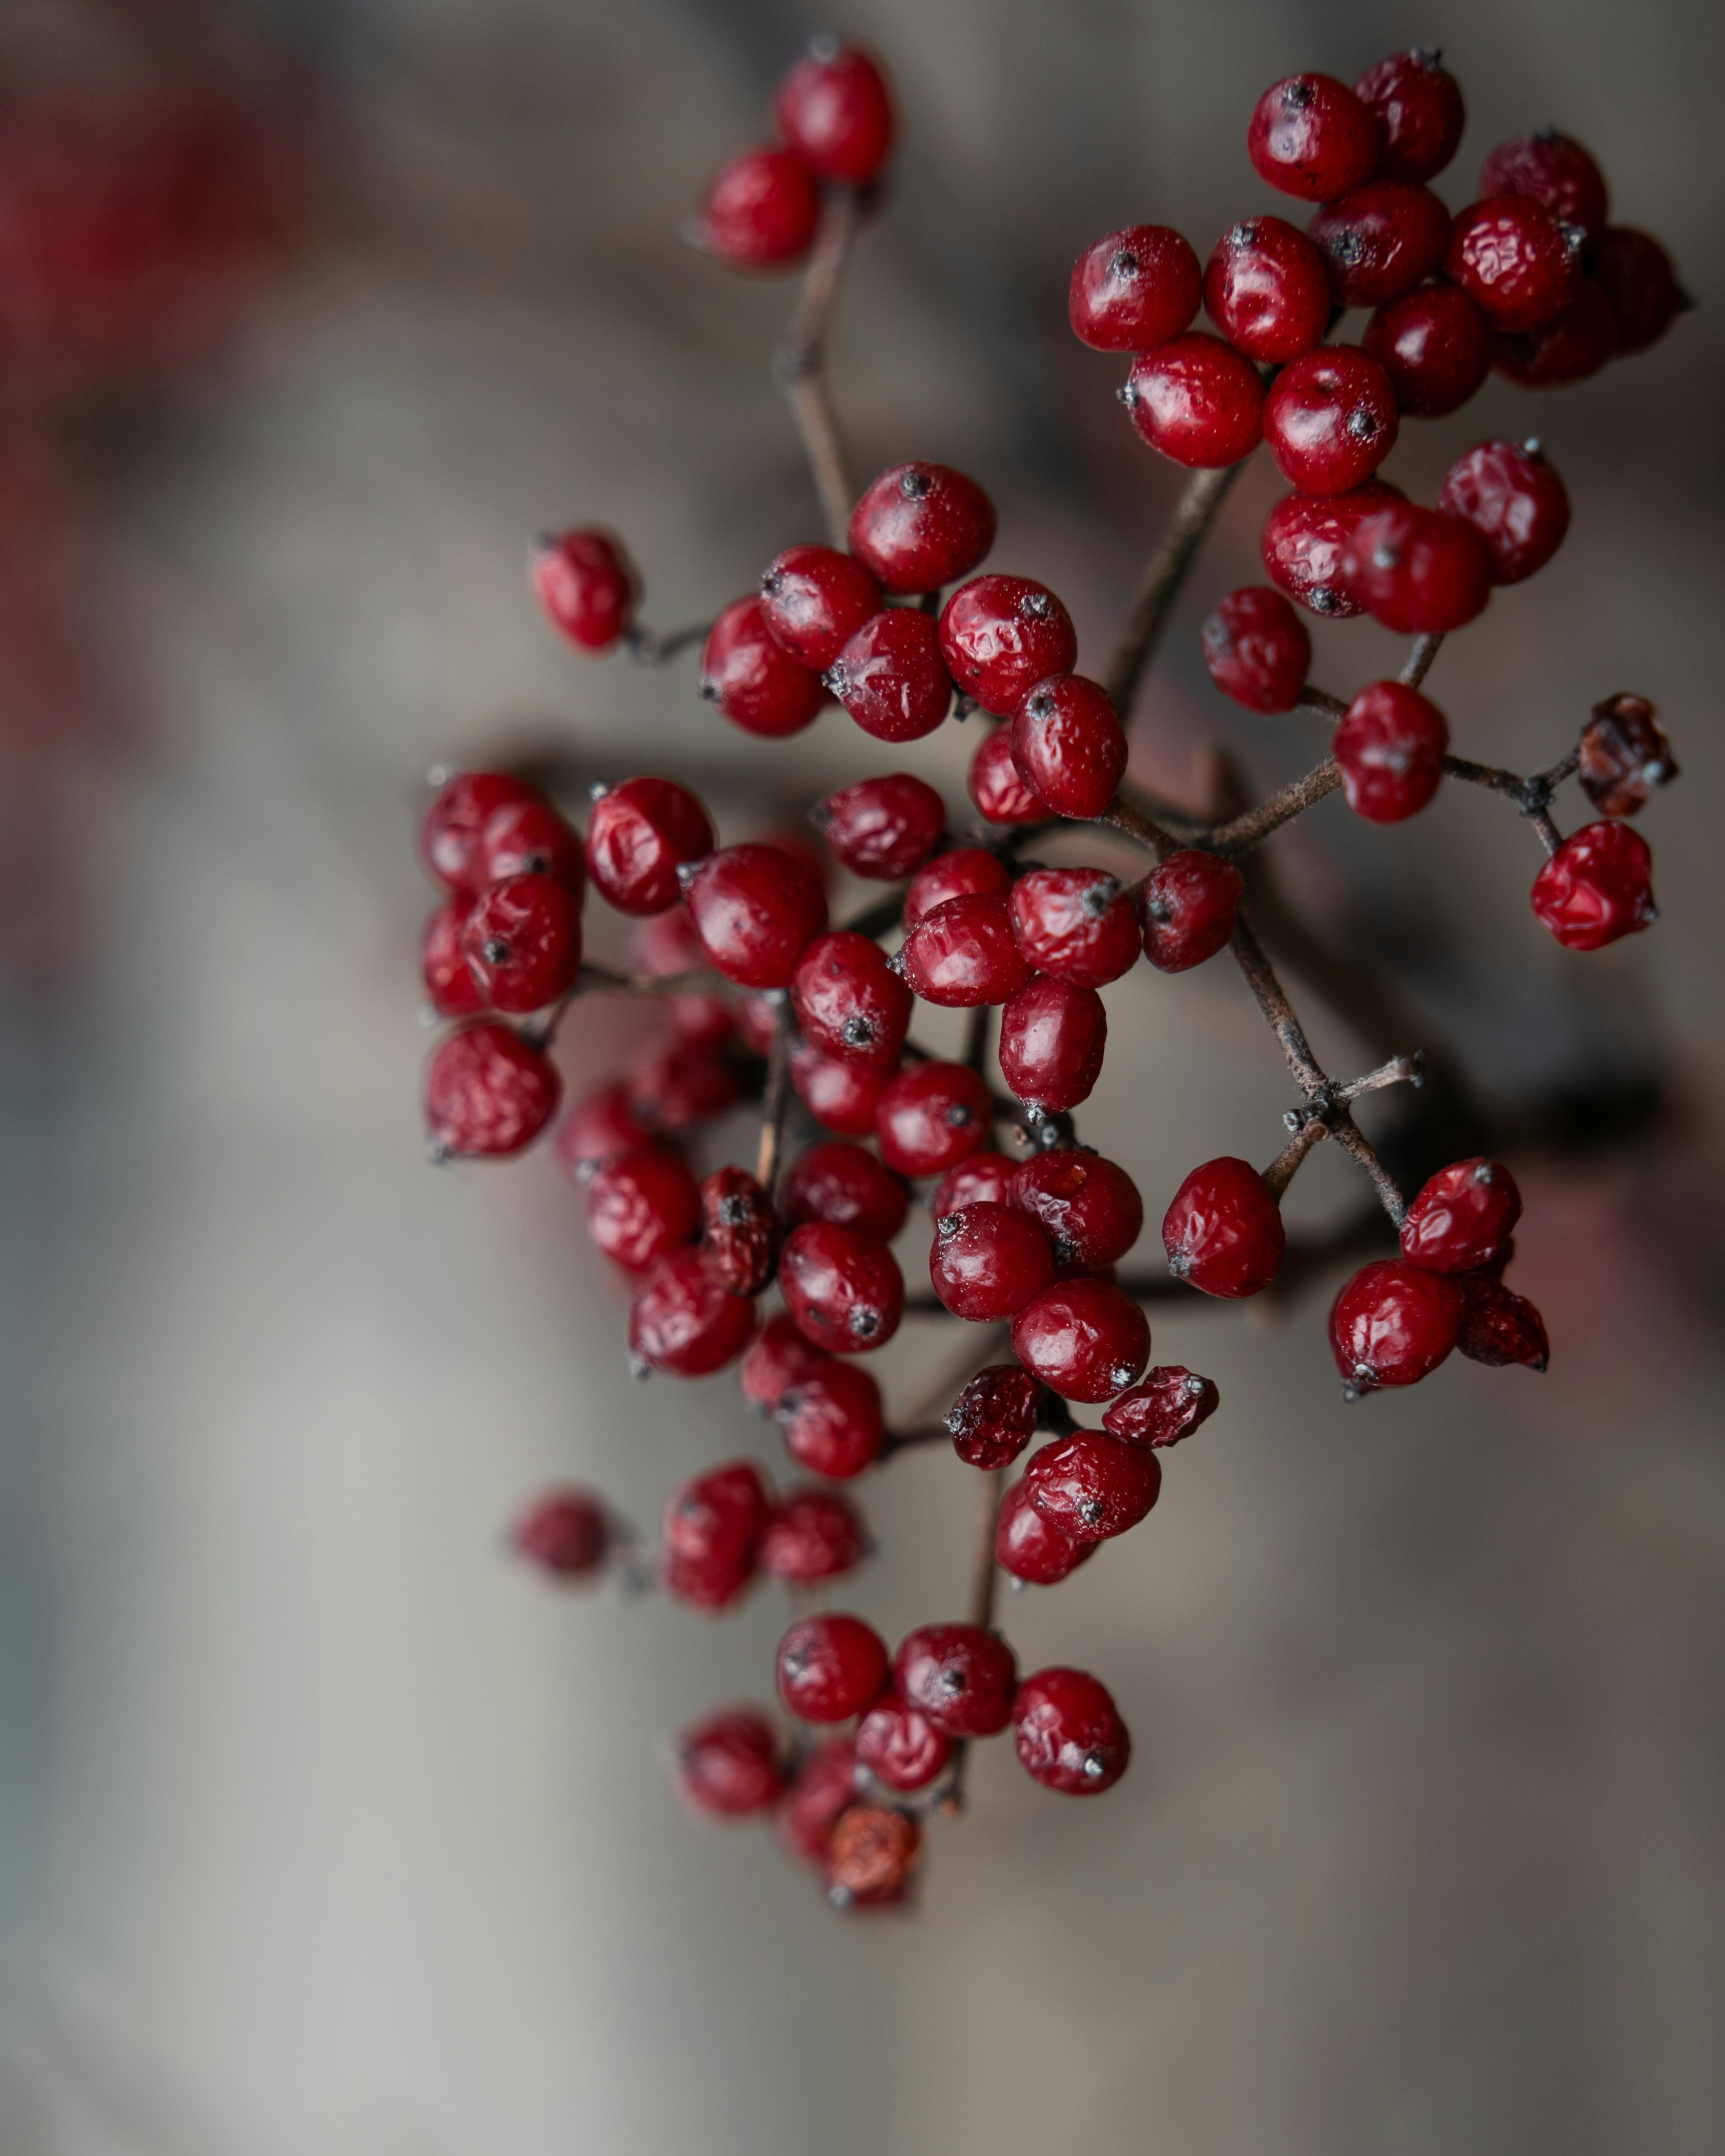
(585, 1147, 701, 1272)
(1010, 674, 1127, 819)
(932, 1151, 1018, 1215)
(1335, 680, 1450, 823)
(459, 872, 582, 1013)
(782, 1141, 908, 1243)
(1480, 132, 1608, 239)
(512, 1487, 610, 1579)
(1248, 73, 1382, 202)
(1579, 694, 1677, 818)
(684, 841, 828, 989)
(777, 1359, 885, 1478)
(1329, 1259, 1464, 1394)
(1260, 480, 1402, 617)
(1494, 276, 1617, 387)
(701, 596, 826, 737)
(1530, 821, 1657, 951)
(757, 544, 881, 671)
(586, 777, 713, 916)
(1354, 50, 1465, 183)
(1124, 334, 1265, 468)
(792, 1043, 890, 1136)
(947, 1364, 1041, 1469)
(1444, 198, 1581, 333)
(874, 1061, 992, 1178)
(741, 1312, 827, 1414)
(1342, 502, 1491, 633)
(779, 1221, 904, 1352)
(1457, 1275, 1550, 1371)
(930, 1202, 1057, 1321)
(531, 529, 639, 654)
(1307, 180, 1451, 308)
(557, 1080, 653, 1174)
(423, 897, 486, 1017)
(420, 771, 538, 894)
(1588, 227, 1686, 353)
(814, 773, 945, 880)
(778, 1613, 890, 1723)
(1012, 1668, 1131, 1795)
(761, 1486, 869, 1582)
(676, 1708, 785, 1816)
(906, 847, 1011, 925)
(627, 1038, 741, 1135)
(699, 146, 820, 271)
(775, 1738, 858, 1862)
(855, 1693, 951, 1791)
(698, 1167, 778, 1296)
(1203, 216, 1331, 364)
(1362, 281, 1493, 416)
(896, 892, 1033, 1007)
(793, 931, 912, 1063)
(1009, 866, 1140, 987)
(1201, 588, 1311, 714)
(827, 1804, 920, 1905)
(1163, 1157, 1285, 1298)
(1438, 440, 1570, 586)
(849, 462, 997, 596)
(1263, 346, 1399, 495)
(474, 791, 587, 894)
(1011, 1280, 1150, 1401)
(775, 42, 895, 186)
(1010, 1152, 1143, 1267)
(827, 607, 953, 742)
(1068, 224, 1203, 351)
(1103, 1367, 1219, 1449)
(995, 1482, 1095, 1586)
(998, 977, 1108, 1114)
(968, 726, 1050, 825)
(1138, 849, 1244, 972)
(663, 1460, 772, 1609)
(1024, 1429, 1160, 1543)
(1400, 1158, 1522, 1274)
(426, 1022, 561, 1159)
(893, 1622, 1017, 1738)
(938, 576, 1078, 717)
(629, 1248, 756, 1378)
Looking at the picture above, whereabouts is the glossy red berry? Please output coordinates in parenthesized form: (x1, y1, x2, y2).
(676, 1708, 785, 1817)
(995, 1482, 1095, 1586)
(947, 1364, 1041, 1469)
(1137, 848, 1244, 975)
(698, 146, 820, 271)
(426, 1022, 561, 1159)
(782, 1141, 908, 1243)
(1009, 674, 1127, 819)
(1124, 334, 1265, 468)
(698, 1167, 778, 1296)
(741, 1312, 827, 1415)
(1342, 502, 1491, 633)
(585, 778, 712, 916)
(905, 847, 1010, 924)
(1400, 1158, 1522, 1274)
(1104, 1366, 1219, 1449)
(826, 1804, 920, 1905)
(628, 1248, 756, 1378)
(512, 1487, 610, 1579)
(774, 42, 895, 186)
(932, 1150, 1017, 1214)
(761, 1486, 869, 1582)
(422, 897, 486, 1017)
(893, 1622, 1017, 1738)
(684, 841, 827, 989)
(1248, 73, 1382, 202)
(1530, 821, 1657, 951)
(700, 597, 825, 738)
(930, 1202, 1057, 1321)
(874, 1061, 992, 1178)
(1068, 224, 1203, 351)
(531, 529, 639, 654)
(778, 1613, 890, 1723)
(1457, 1275, 1550, 1371)
(1353, 49, 1465, 183)
(813, 773, 945, 881)
(1009, 866, 1140, 987)
(998, 977, 1108, 1114)
(1438, 441, 1570, 586)
(848, 462, 997, 596)
(1024, 1429, 1160, 1544)
(793, 931, 912, 1063)
(777, 1359, 885, 1478)
(1335, 680, 1450, 823)
(779, 1221, 903, 1352)
(1012, 1668, 1131, 1795)
(896, 892, 1033, 1007)
(1480, 131, 1608, 239)
(1444, 199, 1580, 333)
(1307, 181, 1451, 309)
(1263, 347, 1399, 495)
(1203, 216, 1331, 364)
(1330, 1259, 1464, 1395)
(420, 771, 539, 894)
(854, 1692, 951, 1791)
(938, 576, 1078, 717)
(967, 727, 1049, 826)
(1163, 1157, 1285, 1298)
(756, 543, 880, 671)
(1260, 480, 1402, 617)
(1588, 227, 1687, 353)
(663, 1460, 772, 1609)
(627, 1038, 741, 1135)
(1579, 694, 1677, 818)
(584, 1147, 701, 1272)
(474, 791, 587, 894)
(1362, 282, 1493, 417)
(792, 1043, 889, 1136)
(558, 1080, 653, 1173)
(1010, 1152, 1143, 1267)
(1011, 1280, 1150, 1401)
(827, 607, 953, 742)
(775, 1738, 858, 1862)
(1201, 587, 1310, 714)
(458, 874, 581, 1014)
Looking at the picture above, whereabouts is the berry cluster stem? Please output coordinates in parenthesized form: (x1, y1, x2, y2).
(774, 190, 861, 545)
(1103, 459, 1248, 719)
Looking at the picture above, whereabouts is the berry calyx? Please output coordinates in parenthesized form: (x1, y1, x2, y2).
(1329, 1259, 1464, 1395)
(512, 1488, 610, 1579)
(1008, 866, 1140, 987)
(1362, 282, 1493, 418)
(423, 897, 487, 1017)
(1010, 674, 1128, 819)
(1334, 680, 1450, 824)
(1023, 1429, 1161, 1543)
(586, 776, 715, 916)
(1342, 502, 1491, 634)
(827, 607, 954, 741)
(896, 891, 1033, 1007)
(1400, 1158, 1522, 1274)
(1137, 849, 1245, 973)
(1009, 1151, 1144, 1266)
(532, 529, 640, 654)
(701, 596, 826, 737)
(1588, 227, 1687, 353)
(938, 576, 1078, 716)
(782, 1140, 909, 1243)
(1457, 1275, 1550, 1371)
(778, 1221, 904, 1352)
(995, 1482, 1096, 1586)
(774, 43, 896, 187)
(1123, 334, 1265, 469)
(777, 1359, 885, 1478)
(628, 1248, 757, 1378)
(826, 1804, 920, 1906)
(1201, 587, 1311, 714)
(905, 846, 1012, 925)
(1579, 694, 1677, 819)
(759, 543, 883, 669)
(874, 1061, 993, 1179)
(1262, 347, 1399, 495)
(814, 773, 946, 880)
(777, 1612, 890, 1723)
(458, 873, 582, 1013)
(855, 1693, 951, 1791)
(1438, 440, 1570, 586)
(848, 462, 997, 596)
(947, 1364, 1041, 1469)
(1103, 1367, 1220, 1449)
(929, 1202, 1057, 1321)
(761, 1486, 869, 1582)
(684, 841, 828, 989)
(1307, 180, 1451, 309)
(426, 1022, 562, 1159)
(585, 1147, 702, 1272)
(1530, 821, 1657, 951)
(1260, 480, 1402, 617)
(1068, 224, 1203, 351)
(1444, 198, 1581, 333)
(1479, 131, 1609, 239)
(793, 930, 913, 1062)
(1011, 1668, 1131, 1795)
(998, 976, 1109, 1114)
(1203, 216, 1331, 364)
(1162, 1156, 1286, 1298)
(1247, 73, 1382, 202)
(1010, 1279, 1150, 1401)
(676, 1708, 785, 1816)
(663, 1459, 772, 1608)
(968, 726, 1050, 825)
(893, 1622, 1018, 1738)
(1353, 50, 1465, 184)
(698, 147, 821, 271)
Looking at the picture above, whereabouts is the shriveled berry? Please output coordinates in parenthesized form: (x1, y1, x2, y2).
(849, 462, 997, 596)
(1457, 1275, 1550, 1371)
(1495, 277, 1617, 387)
(1012, 1280, 1150, 1401)
(1012, 1668, 1131, 1795)
(1579, 694, 1677, 818)
(741, 1312, 827, 1415)
(794, 931, 912, 1063)
(779, 1222, 903, 1353)
(932, 1151, 1018, 1215)
(775, 42, 895, 186)
(684, 841, 827, 989)
(1438, 440, 1570, 586)
(1123, 334, 1265, 468)
(939, 576, 1078, 717)
(855, 1694, 951, 1791)
(783, 1141, 908, 1243)
(1103, 1366, 1219, 1449)
(1009, 866, 1140, 987)
(558, 1079, 653, 1173)
(776, 1737, 858, 1862)
(1025, 1429, 1160, 1544)
(968, 726, 1049, 825)
(875, 1061, 992, 1178)
(586, 777, 713, 916)
(512, 1487, 610, 1579)
(947, 1364, 1041, 1469)
(792, 1043, 890, 1137)
(1589, 227, 1687, 353)
(906, 847, 1010, 925)
(586, 1147, 701, 1272)
(1201, 587, 1311, 714)
(701, 597, 826, 738)
(1342, 502, 1491, 632)
(629, 1248, 756, 1378)
(627, 1038, 740, 1135)
(995, 1482, 1096, 1585)
(663, 1460, 771, 1609)
(1203, 216, 1331, 364)
(1010, 1152, 1143, 1266)
(1354, 49, 1465, 183)
(1163, 1156, 1285, 1298)
(677, 1708, 785, 1816)
(1330, 1259, 1464, 1395)
(426, 1022, 561, 1159)
(531, 529, 639, 654)
(1362, 281, 1493, 416)
(893, 1622, 1017, 1738)
(1138, 849, 1244, 972)
(897, 892, 1033, 1007)
(1444, 198, 1580, 333)
(1260, 480, 1402, 617)
(423, 897, 487, 1017)
(1010, 674, 1127, 818)
(778, 1613, 889, 1723)
(1263, 346, 1399, 495)
(697, 1167, 777, 1296)
(1068, 223, 1203, 350)
(777, 1359, 885, 1479)
(813, 773, 945, 880)
(930, 1202, 1057, 1321)
(1249, 73, 1382, 201)
(698, 146, 820, 271)
(1530, 821, 1657, 951)
(827, 607, 953, 742)
(827, 1804, 920, 1905)
(1480, 131, 1608, 239)
(998, 977, 1108, 1114)
(1400, 1158, 1521, 1275)
(420, 771, 538, 894)
(459, 873, 582, 1014)
(761, 1486, 869, 1582)
(1335, 680, 1450, 823)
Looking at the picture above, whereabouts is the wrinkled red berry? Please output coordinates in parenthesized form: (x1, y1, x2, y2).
(776, 1737, 858, 1862)
(777, 1359, 885, 1479)
(1335, 680, 1450, 823)
(1104, 1366, 1219, 1449)
(968, 726, 1049, 825)
(930, 1202, 1057, 1321)
(423, 897, 487, 1017)
(905, 847, 1011, 926)
(558, 1079, 653, 1173)
(1530, 821, 1657, 951)
(1495, 276, 1617, 387)
(585, 1147, 701, 1272)
(1068, 223, 1203, 350)
(1354, 49, 1465, 183)
(512, 1487, 610, 1579)
(1438, 440, 1570, 586)
(586, 777, 713, 916)
(792, 1043, 890, 1136)
(1445, 198, 1581, 332)
(1260, 479, 1402, 617)
(1308, 181, 1451, 308)
(1203, 216, 1331, 363)
(793, 931, 912, 1063)
(1457, 1275, 1550, 1371)
(701, 596, 826, 738)
(779, 1222, 903, 1352)
(947, 1363, 1041, 1469)
(1009, 673, 1127, 819)
(684, 841, 827, 989)
(627, 1038, 741, 1135)
(998, 976, 1109, 1113)
(1248, 73, 1382, 202)
(532, 529, 639, 654)
(761, 1486, 869, 1582)
(1330, 1259, 1464, 1394)
(1401, 1157, 1522, 1274)
(420, 771, 538, 894)
(698, 1167, 777, 1296)
(1012, 1279, 1150, 1401)
(939, 576, 1078, 717)
(874, 1061, 992, 1178)
(460, 872, 582, 1013)
(1137, 849, 1244, 973)
(663, 1460, 771, 1609)
(741, 1312, 827, 1415)
(827, 1803, 920, 1905)
(1201, 587, 1311, 714)
(783, 1141, 908, 1243)
(1263, 346, 1399, 495)
(775, 42, 895, 186)
(1343, 501, 1491, 632)
(827, 607, 953, 742)
(778, 1613, 890, 1723)
(995, 1480, 1095, 1585)
(1481, 131, 1608, 238)
(849, 462, 997, 596)
(1124, 334, 1265, 468)
(628, 1248, 756, 1378)
(814, 773, 946, 880)
(1163, 1156, 1285, 1298)
(677, 1707, 785, 1816)
(897, 891, 1033, 1007)
(699, 146, 820, 271)
(757, 543, 880, 671)
(1588, 227, 1686, 353)
(1009, 866, 1140, 988)
(1010, 1152, 1143, 1266)
(1362, 281, 1493, 417)
(1579, 694, 1677, 818)
(855, 1693, 951, 1791)
(893, 1622, 1017, 1738)
(1025, 1429, 1160, 1544)
(426, 1022, 561, 1159)
(1012, 1668, 1131, 1794)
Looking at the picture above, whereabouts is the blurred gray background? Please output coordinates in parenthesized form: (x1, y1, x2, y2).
(1, 0, 1722, 2150)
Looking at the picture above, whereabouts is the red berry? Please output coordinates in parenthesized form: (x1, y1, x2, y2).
(1203, 216, 1331, 364)
(663, 1460, 772, 1609)
(827, 607, 954, 742)
(777, 1359, 885, 1479)
(761, 1486, 869, 1582)
(741, 1312, 828, 1415)
(967, 727, 1050, 826)
(826, 1804, 921, 1905)
(585, 777, 713, 916)
(1012, 1668, 1131, 1794)
(1307, 180, 1451, 309)
(475, 793, 587, 895)
(426, 1022, 561, 1159)
(775, 1737, 858, 1862)
(1201, 587, 1311, 714)
(1335, 680, 1450, 823)
(792, 1042, 890, 1136)
(932, 1150, 1018, 1214)
(783, 1141, 908, 1243)
(998, 977, 1108, 1113)
(628, 1038, 741, 1136)
(758, 543, 883, 671)
(774, 42, 895, 187)
(1263, 347, 1399, 495)
(459, 873, 582, 1014)
(1329, 1259, 1464, 1394)
(684, 841, 827, 989)
(1103, 1366, 1220, 1449)
(1444, 198, 1581, 333)
(1123, 334, 1265, 468)
(423, 897, 486, 1017)
(1010, 1152, 1143, 1266)
(778, 1613, 890, 1723)
(1260, 479, 1402, 617)
(701, 596, 825, 737)
(1248, 73, 1382, 202)
(1163, 1156, 1285, 1298)
(698, 1167, 778, 1297)
(531, 529, 639, 654)
(1342, 502, 1491, 633)
(1138, 848, 1245, 972)
(1354, 49, 1465, 184)
(947, 1364, 1041, 1469)
(893, 1622, 1017, 1737)
(629, 1249, 756, 1379)
(558, 1079, 653, 1173)
(1068, 223, 1203, 350)
(855, 1693, 951, 1791)
(1009, 866, 1140, 987)
(585, 1147, 701, 1272)
(779, 1221, 904, 1353)
(699, 146, 821, 270)
(1400, 1157, 1522, 1274)
(930, 1202, 1057, 1321)
(420, 771, 538, 894)
(1010, 674, 1127, 818)
(1011, 1279, 1150, 1401)
(1457, 1275, 1550, 1371)
(938, 576, 1078, 717)
(512, 1487, 610, 1579)
(848, 462, 997, 596)
(1530, 821, 1657, 951)
(1578, 694, 1678, 819)
(1480, 131, 1609, 239)
(897, 892, 1033, 1007)
(1588, 227, 1687, 353)
(875, 1061, 993, 1178)
(905, 846, 1011, 924)
(1494, 275, 1613, 388)
(793, 931, 912, 1063)
(814, 773, 946, 881)
(676, 1708, 785, 1816)
(995, 1482, 1095, 1586)
(1362, 281, 1493, 417)
(1024, 1429, 1160, 1543)
(1438, 440, 1570, 586)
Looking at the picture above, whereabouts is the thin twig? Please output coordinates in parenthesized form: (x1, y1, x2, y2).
(1400, 632, 1445, 689)
(1209, 760, 1341, 855)
(577, 961, 727, 997)
(1330, 1111, 1407, 1225)
(774, 190, 859, 545)
(1103, 461, 1247, 720)
(755, 998, 795, 1193)
(939, 1466, 1005, 1819)
(1335, 1051, 1424, 1103)
(964, 1002, 992, 1074)
(1101, 798, 1181, 860)
(1261, 1115, 1329, 1200)
(1229, 915, 1327, 1097)
(623, 623, 710, 667)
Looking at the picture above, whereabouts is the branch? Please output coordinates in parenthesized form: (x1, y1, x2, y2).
(1229, 914, 1327, 1097)
(623, 623, 710, 667)
(1443, 755, 1565, 856)
(774, 190, 860, 546)
(1209, 760, 1341, 855)
(1103, 461, 1247, 719)
(1400, 632, 1445, 689)
(755, 997, 795, 1193)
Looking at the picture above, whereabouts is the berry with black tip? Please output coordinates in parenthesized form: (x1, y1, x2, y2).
(826, 1804, 920, 1906)
(1480, 131, 1609, 239)
(1009, 1152, 1144, 1266)
(684, 841, 828, 989)
(855, 1694, 951, 1791)
(1203, 216, 1331, 364)
(775, 42, 896, 186)
(778, 1613, 890, 1723)
(968, 726, 1050, 825)
(663, 1459, 772, 1608)
(1401, 1158, 1522, 1274)
(1263, 346, 1399, 495)
(740, 1312, 827, 1415)
(1307, 180, 1451, 309)
(1247, 73, 1383, 203)
(586, 776, 714, 916)
(1123, 334, 1265, 468)
(1103, 1367, 1219, 1449)
(779, 1221, 904, 1353)
(1163, 1156, 1285, 1298)
(792, 1042, 890, 1136)
(698, 1166, 778, 1296)
(777, 1359, 885, 1479)
(813, 773, 946, 880)
(1363, 282, 1493, 417)
(1012, 1668, 1131, 1794)
(1329, 1259, 1464, 1395)
(995, 1482, 1096, 1586)
(929, 1202, 1057, 1321)
(947, 1364, 1041, 1470)
(1011, 674, 1128, 818)
(1138, 848, 1245, 973)
(759, 543, 883, 669)
(793, 930, 913, 1063)
(423, 897, 486, 1017)
(1334, 680, 1450, 823)
(701, 596, 826, 737)
(1069, 223, 1203, 350)
(762, 1486, 869, 1582)
(1530, 821, 1657, 950)
(893, 1622, 1018, 1737)
(939, 575, 1078, 717)
(1342, 501, 1491, 633)
(1011, 1279, 1150, 1401)
(826, 607, 953, 741)
(897, 891, 1033, 1007)
(558, 1080, 653, 1174)
(1201, 587, 1311, 713)
(586, 1147, 702, 1272)
(1438, 440, 1570, 586)
(1444, 198, 1581, 333)
(677, 1708, 785, 1816)
(849, 462, 997, 595)
(1023, 1429, 1161, 1543)
(998, 976, 1109, 1114)
(1009, 866, 1140, 987)
(875, 1061, 993, 1177)
(628, 1247, 757, 1378)
(782, 1141, 909, 1243)
(1260, 479, 1402, 617)
(1353, 49, 1465, 183)
(420, 770, 540, 894)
